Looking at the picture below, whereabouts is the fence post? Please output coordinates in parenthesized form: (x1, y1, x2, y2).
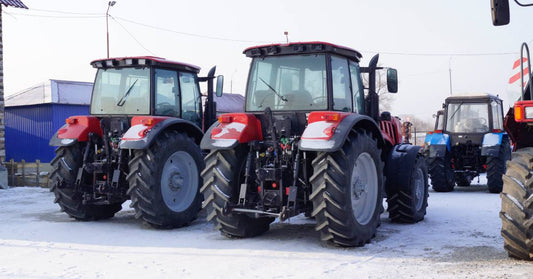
(21, 159, 25, 186)
(36, 159, 40, 186)
(9, 159, 14, 186)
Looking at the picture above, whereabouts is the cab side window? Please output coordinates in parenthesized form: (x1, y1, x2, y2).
(331, 56, 352, 111)
(154, 69, 180, 117)
(179, 72, 201, 127)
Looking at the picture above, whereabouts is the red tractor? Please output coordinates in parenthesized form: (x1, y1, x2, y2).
(200, 42, 428, 246)
(492, 0, 533, 260)
(499, 43, 533, 260)
(49, 56, 223, 228)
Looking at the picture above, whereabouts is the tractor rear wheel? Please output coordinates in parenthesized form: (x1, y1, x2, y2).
(428, 153, 455, 192)
(310, 129, 384, 247)
(49, 144, 122, 220)
(201, 148, 274, 238)
(127, 130, 203, 229)
(387, 153, 428, 223)
(500, 147, 533, 260)
(487, 139, 511, 193)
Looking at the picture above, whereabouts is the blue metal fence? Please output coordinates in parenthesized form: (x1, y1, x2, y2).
(5, 104, 89, 162)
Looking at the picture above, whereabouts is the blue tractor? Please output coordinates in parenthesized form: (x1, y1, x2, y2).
(424, 94, 511, 193)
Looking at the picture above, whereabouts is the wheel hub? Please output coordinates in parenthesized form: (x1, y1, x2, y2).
(161, 151, 198, 212)
(168, 172, 184, 191)
(350, 152, 378, 225)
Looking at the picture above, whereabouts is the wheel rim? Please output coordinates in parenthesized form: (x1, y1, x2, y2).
(161, 151, 198, 212)
(413, 167, 425, 211)
(350, 152, 378, 225)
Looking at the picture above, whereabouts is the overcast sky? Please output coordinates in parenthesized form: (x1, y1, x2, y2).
(3, 0, 531, 119)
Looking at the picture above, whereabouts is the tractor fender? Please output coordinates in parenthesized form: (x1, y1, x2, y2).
(480, 132, 507, 157)
(425, 133, 450, 158)
(119, 116, 203, 150)
(200, 113, 263, 150)
(299, 113, 384, 152)
(384, 143, 423, 195)
(49, 116, 103, 147)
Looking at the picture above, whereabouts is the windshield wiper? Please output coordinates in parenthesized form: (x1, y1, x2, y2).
(116, 79, 138, 107)
(448, 102, 463, 121)
(259, 77, 287, 102)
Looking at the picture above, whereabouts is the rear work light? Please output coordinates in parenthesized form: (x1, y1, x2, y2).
(66, 117, 78, 125)
(218, 115, 233, 123)
(526, 106, 533, 119)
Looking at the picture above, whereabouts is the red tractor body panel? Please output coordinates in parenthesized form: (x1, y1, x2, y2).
(379, 117, 403, 147)
(57, 116, 103, 141)
(211, 113, 263, 143)
(121, 116, 169, 141)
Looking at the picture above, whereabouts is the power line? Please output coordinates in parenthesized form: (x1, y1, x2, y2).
(3, 7, 525, 57)
(6, 12, 104, 19)
(362, 50, 517, 57)
(110, 16, 157, 56)
(114, 16, 272, 44)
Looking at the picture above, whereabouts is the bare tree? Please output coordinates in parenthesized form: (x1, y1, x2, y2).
(362, 68, 395, 112)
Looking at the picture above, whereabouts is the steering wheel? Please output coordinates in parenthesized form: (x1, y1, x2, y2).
(156, 102, 178, 116)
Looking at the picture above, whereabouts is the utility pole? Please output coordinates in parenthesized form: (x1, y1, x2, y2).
(106, 1, 116, 58)
(448, 56, 453, 95)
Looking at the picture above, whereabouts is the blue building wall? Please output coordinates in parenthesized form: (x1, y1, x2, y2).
(5, 104, 89, 162)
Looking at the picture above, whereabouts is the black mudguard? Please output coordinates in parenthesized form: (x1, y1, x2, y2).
(119, 118, 203, 150)
(49, 126, 79, 147)
(298, 114, 384, 152)
(384, 144, 423, 195)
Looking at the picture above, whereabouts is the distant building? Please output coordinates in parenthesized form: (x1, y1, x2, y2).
(5, 80, 91, 162)
(213, 93, 244, 114)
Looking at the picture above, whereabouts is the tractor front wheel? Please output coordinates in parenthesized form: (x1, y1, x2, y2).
(500, 147, 533, 260)
(127, 130, 203, 228)
(201, 148, 274, 238)
(428, 153, 455, 192)
(487, 139, 511, 193)
(49, 144, 122, 220)
(310, 129, 384, 247)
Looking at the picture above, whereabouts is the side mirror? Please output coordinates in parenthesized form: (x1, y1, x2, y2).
(386, 68, 398, 93)
(491, 0, 510, 26)
(216, 75, 224, 97)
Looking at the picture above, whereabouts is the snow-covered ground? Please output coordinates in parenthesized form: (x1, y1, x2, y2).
(1, 177, 532, 278)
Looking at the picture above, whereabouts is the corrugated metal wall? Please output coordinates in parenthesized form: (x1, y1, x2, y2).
(5, 104, 89, 162)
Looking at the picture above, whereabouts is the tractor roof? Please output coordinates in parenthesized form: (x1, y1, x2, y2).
(445, 93, 501, 103)
(90, 56, 201, 73)
(243, 41, 363, 62)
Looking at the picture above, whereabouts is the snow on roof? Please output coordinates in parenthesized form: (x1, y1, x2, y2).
(6, 79, 93, 107)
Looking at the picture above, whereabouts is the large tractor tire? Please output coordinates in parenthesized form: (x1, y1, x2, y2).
(487, 139, 511, 193)
(500, 147, 533, 260)
(310, 129, 384, 247)
(127, 130, 203, 229)
(387, 153, 429, 223)
(201, 147, 274, 238)
(49, 144, 122, 220)
(428, 153, 455, 192)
